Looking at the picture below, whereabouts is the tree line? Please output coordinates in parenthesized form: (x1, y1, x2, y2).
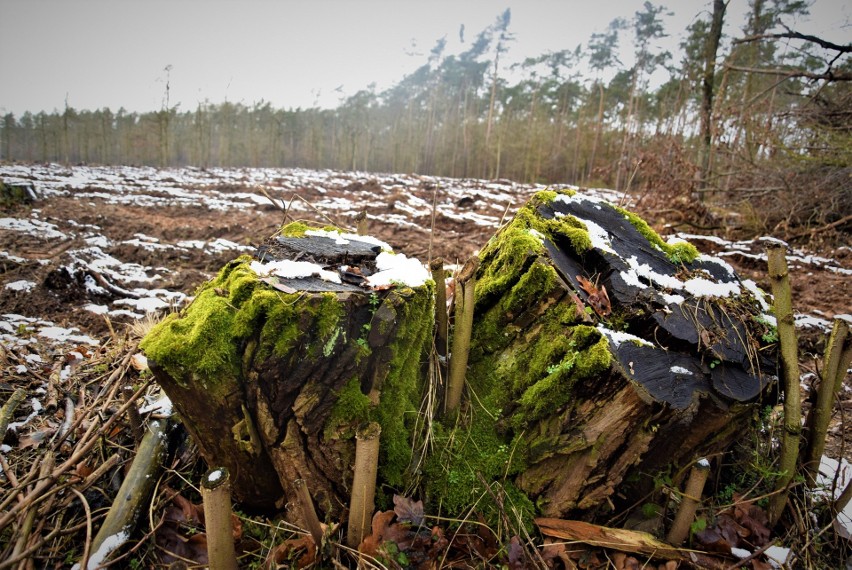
(2, 2, 849, 233)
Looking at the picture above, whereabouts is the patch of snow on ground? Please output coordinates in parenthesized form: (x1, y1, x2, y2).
(38, 326, 99, 346)
(4, 280, 36, 292)
(0, 217, 68, 240)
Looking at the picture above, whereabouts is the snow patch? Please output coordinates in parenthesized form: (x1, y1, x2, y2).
(4, 280, 36, 292)
(250, 259, 341, 284)
(597, 325, 653, 348)
(366, 252, 430, 288)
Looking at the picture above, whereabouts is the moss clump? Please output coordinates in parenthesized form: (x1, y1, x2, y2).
(141, 256, 343, 391)
(476, 190, 593, 308)
(278, 221, 310, 237)
(371, 285, 435, 486)
(326, 377, 372, 438)
(616, 206, 699, 264)
(512, 325, 611, 426)
(141, 257, 262, 389)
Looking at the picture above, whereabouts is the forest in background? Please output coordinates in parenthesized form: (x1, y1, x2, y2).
(2, 1, 850, 238)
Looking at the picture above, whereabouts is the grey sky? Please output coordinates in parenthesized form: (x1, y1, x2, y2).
(0, 0, 848, 116)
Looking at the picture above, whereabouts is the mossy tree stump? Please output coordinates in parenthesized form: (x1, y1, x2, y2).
(427, 190, 777, 519)
(142, 226, 433, 516)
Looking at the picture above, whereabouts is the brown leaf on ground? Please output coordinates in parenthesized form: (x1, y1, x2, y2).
(18, 429, 51, 449)
(731, 494, 770, 547)
(265, 535, 316, 569)
(359, 509, 396, 556)
(507, 535, 527, 569)
(155, 526, 209, 566)
(695, 513, 750, 552)
(75, 461, 94, 478)
(393, 494, 424, 525)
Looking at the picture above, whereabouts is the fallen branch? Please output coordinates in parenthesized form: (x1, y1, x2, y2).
(536, 518, 686, 561)
(73, 417, 170, 570)
(787, 214, 852, 240)
(0, 387, 26, 439)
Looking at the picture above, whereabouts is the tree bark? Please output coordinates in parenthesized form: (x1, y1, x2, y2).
(697, 0, 726, 198)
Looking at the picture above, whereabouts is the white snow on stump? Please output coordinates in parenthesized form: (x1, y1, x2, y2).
(250, 259, 342, 284)
(366, 251, 430, 289)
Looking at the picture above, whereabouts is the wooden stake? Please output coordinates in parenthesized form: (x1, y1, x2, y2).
(804, 316, 852, 486)
(430, 258, 448, 359)
(294, 478, 324, 550)
(201, 467, 238, 570)
(765, 242, 802, 525)
(355, 210, 368, 236)
(446, 257, 479, 414)
(666, 458, 710, 546)
(121, 385, 144, 444)
(347, 422, 381, 549)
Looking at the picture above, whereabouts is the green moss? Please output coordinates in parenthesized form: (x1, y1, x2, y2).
(141, 257, 259, 390)
(615, 206, 699, 264)
(278, 221, 310, 237)
(372, 285, 435, 486)
(321, 284, 435, 488)
(141, 256, 345, 391)
(326, 377, 372, 438)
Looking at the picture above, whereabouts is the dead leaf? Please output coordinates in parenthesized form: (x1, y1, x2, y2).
(359, 509, 396, 556)
(393, 494, 424, 526)
(732, 495, 770, 547)
(507, 535, 527, 570)
(155, 525, 209, 566)
(266, 535, 316, 569)
(75, 461, 94, 479)
(18, 429, 50, 450)
(576, 275, 612, 317)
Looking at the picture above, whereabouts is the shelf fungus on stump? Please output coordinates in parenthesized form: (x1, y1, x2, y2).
(141, 224, 434, 516)
(430, 189, 777, 519)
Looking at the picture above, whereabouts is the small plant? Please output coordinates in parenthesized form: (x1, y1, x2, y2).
(752, 314, 779, 344)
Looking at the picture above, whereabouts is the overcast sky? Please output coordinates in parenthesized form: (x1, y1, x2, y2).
(0, 0, 848, 116)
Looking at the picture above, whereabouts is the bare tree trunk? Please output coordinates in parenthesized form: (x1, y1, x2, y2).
(696, 0, 727, 200)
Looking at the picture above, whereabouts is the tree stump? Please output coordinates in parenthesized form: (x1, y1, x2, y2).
(142, 225, 433, 516)
(427, 189, 777, 519)
(0, 179, 38, 207)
